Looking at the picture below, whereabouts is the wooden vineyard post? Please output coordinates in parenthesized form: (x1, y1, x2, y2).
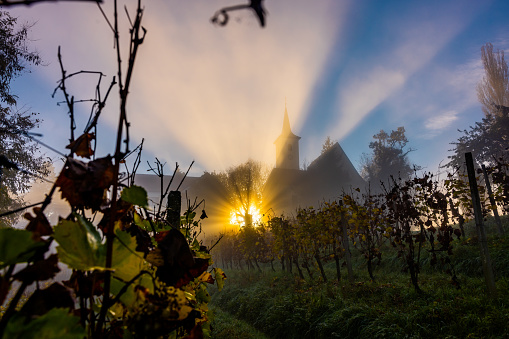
(465, 152, 497, 297)
(340, 202, 354, 282)
(166, 190, 182, 228)
(481, 164, 504, 235)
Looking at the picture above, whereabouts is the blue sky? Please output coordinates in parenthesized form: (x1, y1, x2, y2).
(6, 0, 509, 177)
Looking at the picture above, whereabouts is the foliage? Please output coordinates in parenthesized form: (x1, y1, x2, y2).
(211, 162, 509, 294)
(447, 42, 509, 170)
(360, 126, 416, 191)
(210, 230, 509, 339)
(343, 192, 390, 281)
(213, 159, 268, 226)
(0, 2, 237, 338)
(477, 42, 509, 119)
(0, 11, 49, 225)
(1, 177, 222, 338)
(447, 112, 509, 170)
(320, 136, 335, 155)
(0, 11, 41, 105)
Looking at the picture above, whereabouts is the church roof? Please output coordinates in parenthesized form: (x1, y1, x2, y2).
(307, 142, 366, 191)
(263, 142, 366, 214)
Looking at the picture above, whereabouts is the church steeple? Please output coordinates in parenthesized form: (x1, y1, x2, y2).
(274, 101, 300, 170)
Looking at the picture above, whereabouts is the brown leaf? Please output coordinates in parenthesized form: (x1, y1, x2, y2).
(24, 207, 52, 238)
(158, 229, 195, 268)
(13, 254, 60, 285)
(174, 258, 209, 289)
(182, 324, 204, 339)
(55, 156, 115, 211)
(19, 282, 74, 317)
(155, 228, 205, 286)
(66, 133, 95, 158)
(97, 199, 132, 232)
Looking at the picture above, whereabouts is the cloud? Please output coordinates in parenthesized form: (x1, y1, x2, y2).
(325, 1, 479, 143)
(447, 57, 483, 106)
(9, 1, 345, 174)
(334, 68, 405, 140)
(424, 110, 459, 133)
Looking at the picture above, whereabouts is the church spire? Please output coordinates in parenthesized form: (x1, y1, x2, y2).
(279, 100, 298, 138)
(274, 100, 300, 170)
(282, 99, 292, 135)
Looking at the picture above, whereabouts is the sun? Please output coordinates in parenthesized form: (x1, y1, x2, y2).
(229, 205, 263, 227)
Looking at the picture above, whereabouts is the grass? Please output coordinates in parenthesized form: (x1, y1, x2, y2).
(210, 308, 269, 339)
(209, 217, 509, 338)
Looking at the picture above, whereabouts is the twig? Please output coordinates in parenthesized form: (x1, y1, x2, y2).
(0, 0, 102, 6)
(0, 200, 45, 218)
(176, 160, 194, 191)
(56, 46, 76, 148)
(163, 163, 179, 200)
(209, 234, 224, 252)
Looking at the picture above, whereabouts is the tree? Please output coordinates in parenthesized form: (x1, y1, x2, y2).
(214, 159, 268, 227)
(0, 11, 49, 224)
(360, 126, 415, 189)
(447, 43, 509, 170)
(477, 43, 509, 119)
(321, 135, 335, 154)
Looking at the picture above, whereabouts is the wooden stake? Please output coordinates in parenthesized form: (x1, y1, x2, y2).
(465, 152, 497, 297)
(481, 164, 504, 235)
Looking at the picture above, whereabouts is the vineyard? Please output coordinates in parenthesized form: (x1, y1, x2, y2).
(210, 226, 509, 338)
(208, 162, 509, 338)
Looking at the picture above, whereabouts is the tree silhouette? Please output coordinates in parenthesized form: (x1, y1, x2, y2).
(360, 126, 415, 190)
(213, 159, 268, 226)
(448, 43, 509, 170)
(321, 135, 336, 155)
(0, 11, 49, 225)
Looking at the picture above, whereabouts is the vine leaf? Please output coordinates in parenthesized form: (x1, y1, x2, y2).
(0, 228, 47, 268)
(120, 185, 148, 207)
(213, 268, 226, 292)
(111, 230, 148, 282)
(13, 254, 60, 285)
(66, 132, 95, 158)
(133, 211, 151, 232)
(55, 156, 115, 211)
(19, 282, 75, 317)
(24, 207, 52, 238)
(53, 216, 106, 271)
(109, 231, 153, 311)
(4, 307, 85, 339)
(154, 228, 212, 287)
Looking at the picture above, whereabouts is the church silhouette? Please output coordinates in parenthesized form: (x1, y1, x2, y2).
(135, 103, 365, 231)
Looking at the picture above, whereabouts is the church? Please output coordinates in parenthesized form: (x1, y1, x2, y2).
(135, 104, 365, 231)
(262, 104, 365, 217)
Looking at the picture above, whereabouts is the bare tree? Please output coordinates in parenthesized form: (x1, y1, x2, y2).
(477, 43, 509, 118)
(447, 43, 509, 170)
(214, 159, 268, 226)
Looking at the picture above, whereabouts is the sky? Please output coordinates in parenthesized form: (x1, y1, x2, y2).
(6, 0, 509, 179)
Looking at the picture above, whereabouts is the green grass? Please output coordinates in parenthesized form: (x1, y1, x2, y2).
(210, 308, 269, 339)
(210, 219, 509, 338)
